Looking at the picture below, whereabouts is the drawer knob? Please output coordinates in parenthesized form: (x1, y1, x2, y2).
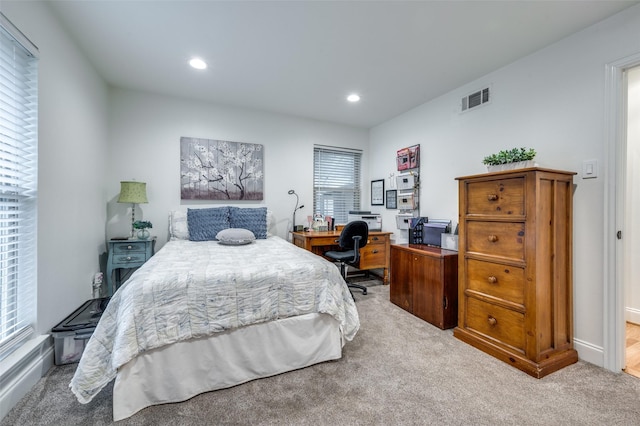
(488, 276, 498, 284)
(334, 239, 340, 243)
(372, 249, 379, 254)
(372, 236, 379, 241)
(487, 316, 497, 326)
(127, 245, 133, 250)
(487, 194, 499, 201)
(126, 256, 132, 261)
(487, 235, 499, 243)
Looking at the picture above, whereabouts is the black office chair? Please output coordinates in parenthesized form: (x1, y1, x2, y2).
(325, 220, 369, 296)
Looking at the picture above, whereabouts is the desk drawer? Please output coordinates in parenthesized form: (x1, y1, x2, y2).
(308, 235, 341, 246)
(113, 242, 147, 254)
(360, 245, 386, 269)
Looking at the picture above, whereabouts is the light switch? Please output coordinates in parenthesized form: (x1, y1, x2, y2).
(582, 159, 598, 179)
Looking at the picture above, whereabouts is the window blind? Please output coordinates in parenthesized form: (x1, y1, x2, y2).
(313, 145, 361, 224)
(0, 13, 38, 361)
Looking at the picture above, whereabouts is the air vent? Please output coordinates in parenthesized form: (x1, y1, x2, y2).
(461, 87, 490, 112)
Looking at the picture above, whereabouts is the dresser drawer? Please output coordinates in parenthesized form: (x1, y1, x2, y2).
(466, 178, 525, 216)
(466, 221, 525, 261)
(466, 259, 525, 305)
(112, 242, 147, 254)
(465, 297, 525, 352)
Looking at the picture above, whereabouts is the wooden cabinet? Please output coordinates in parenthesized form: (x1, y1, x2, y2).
(454, 167, 578, 378)
(390, 244, 458, 329)
(291, 230, 392, 283)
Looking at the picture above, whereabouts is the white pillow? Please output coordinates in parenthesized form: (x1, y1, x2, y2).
(169, 210, 189, 240)
(216, 228, 256, 245)
(267, 209, 276, 237)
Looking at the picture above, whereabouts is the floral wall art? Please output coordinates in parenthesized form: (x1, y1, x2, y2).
(180, 137, 264, 200)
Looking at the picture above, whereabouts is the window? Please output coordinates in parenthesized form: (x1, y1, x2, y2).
(0, 13, 38, 361)
(313, 145, 361, 224)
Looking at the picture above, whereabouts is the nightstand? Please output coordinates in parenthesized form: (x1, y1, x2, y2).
(106, 238, 155, 296)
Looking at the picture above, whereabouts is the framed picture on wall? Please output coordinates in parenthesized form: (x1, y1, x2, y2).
(371, 179, 384, 205)
(386, 190, 397, 209)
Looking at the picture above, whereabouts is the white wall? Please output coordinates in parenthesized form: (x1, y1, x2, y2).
(106, 88, 369, 250)
(1, 1, 109, 335)
(0, 0, 109, 420)
(625, 66, 640, 324)
(369, 5, 640, 366)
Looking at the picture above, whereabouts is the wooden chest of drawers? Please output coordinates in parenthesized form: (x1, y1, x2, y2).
(454, 167, 578, 378)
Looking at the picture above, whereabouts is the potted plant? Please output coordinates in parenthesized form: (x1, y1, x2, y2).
(133, 220, 153, 240)
(482, 147, 537, 172)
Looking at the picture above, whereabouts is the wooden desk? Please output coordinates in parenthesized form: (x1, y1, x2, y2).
(291, 230, 392, 284)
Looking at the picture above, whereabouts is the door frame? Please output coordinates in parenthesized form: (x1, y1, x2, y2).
(604, 53, 640, 372)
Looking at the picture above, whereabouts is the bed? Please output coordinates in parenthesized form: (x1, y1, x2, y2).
(69, 207, 360, 420)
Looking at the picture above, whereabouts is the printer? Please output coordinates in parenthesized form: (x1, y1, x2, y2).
(347, 211, 382, 231)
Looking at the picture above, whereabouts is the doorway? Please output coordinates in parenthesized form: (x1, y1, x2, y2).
(624, 65, 640, 377)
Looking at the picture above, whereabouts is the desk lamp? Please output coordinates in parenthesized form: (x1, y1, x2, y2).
(287, 189, 304, 232)
(118, 181, 148, 238)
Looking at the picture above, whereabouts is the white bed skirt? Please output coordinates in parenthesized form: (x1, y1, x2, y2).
(113, 312, 343, 421)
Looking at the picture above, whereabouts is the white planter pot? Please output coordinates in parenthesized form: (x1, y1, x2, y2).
(486, 160, 537, 172)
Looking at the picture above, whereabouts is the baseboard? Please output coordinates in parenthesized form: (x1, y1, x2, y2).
(0, 335, 53, 422)
(573, 337, 604, 368)
(625, 307, 640, 325)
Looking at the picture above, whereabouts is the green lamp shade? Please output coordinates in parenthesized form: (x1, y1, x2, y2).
(117, 181, 148, 204)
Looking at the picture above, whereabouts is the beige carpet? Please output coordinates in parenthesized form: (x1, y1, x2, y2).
(3, 280, 640, 425)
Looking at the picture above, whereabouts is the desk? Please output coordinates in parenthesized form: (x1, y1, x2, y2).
(106, 238, 155, 296)
(291, 230, 392, 284)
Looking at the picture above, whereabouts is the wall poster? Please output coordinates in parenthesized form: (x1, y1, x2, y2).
(371, 179, 385, 206)
(180, 137, 264, 200)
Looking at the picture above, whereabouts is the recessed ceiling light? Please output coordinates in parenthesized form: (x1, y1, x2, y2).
(347, 94, 360, 102)
(189, 58, 207, 70)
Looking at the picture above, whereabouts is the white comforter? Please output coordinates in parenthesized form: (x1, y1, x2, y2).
(70, 236, 359, 404)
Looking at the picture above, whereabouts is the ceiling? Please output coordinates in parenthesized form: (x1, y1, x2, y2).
(45, 0, 638, 129)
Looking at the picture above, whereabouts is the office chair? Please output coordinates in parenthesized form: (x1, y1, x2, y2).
(324, 220, 369, 296)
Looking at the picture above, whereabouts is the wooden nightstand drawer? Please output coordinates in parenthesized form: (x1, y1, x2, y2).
(465, 297, 525, 353)
(466, 177, 525, 216)
(466, 221, 525, 262)
(112, 242, 147, 254)
(466, 258, 525, 305)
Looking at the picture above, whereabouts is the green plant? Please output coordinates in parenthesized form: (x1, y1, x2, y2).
(133, 220, 153, 230)
(482, 147, 536, 166)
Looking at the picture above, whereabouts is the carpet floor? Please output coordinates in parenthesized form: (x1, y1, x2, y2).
(3, 279, 640, 425)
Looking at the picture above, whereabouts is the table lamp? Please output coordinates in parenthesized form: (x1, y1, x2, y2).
(118, 181, 148, 238)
